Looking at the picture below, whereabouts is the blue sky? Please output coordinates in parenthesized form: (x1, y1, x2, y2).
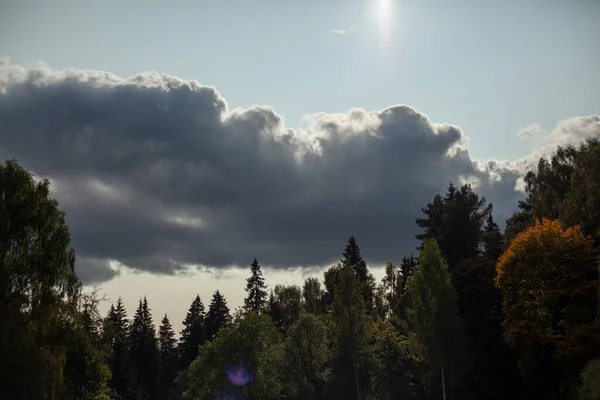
(2, 0, 598, 161)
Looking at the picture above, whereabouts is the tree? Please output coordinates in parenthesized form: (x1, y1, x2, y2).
(452, 257, 522, 399)
(62, 292, 112, 400)
(496, 219, 599, 398)
(559, 138, 600, 244)
(244, 258, 268, 313)
(407, 239, 463, 400)
(342, 235, 375, 312)
(179, 294, 206, 368)
(157, 315, 177, 400)
(380, 261, 403, 319)
(184, 311, 283, 400)
(364, 319, 413, 400)
(103, 297, 131, 398)
(503, 139, 600, 246)
(324, 263, 343, 311)
(482, 213, 503, 261)
(0, 159, 82, 398)
(284, 314, 332, 399)
(329, 263, 369, 400)
(205, 290, 231, 341)
(303, 277, 324, 315)
(269, 284, 303, 333)
(416, 183, 491, 272)
(399, 255, 418, 291)
(578, 359, 600, 400)
(129, 297, 159, 399)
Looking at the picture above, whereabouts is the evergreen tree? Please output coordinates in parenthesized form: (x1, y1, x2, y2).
(341, 235, 375, 312)
(158, 314, 177, 400)
(416, 183, 491, 272)
(206, 290, 231, 340)
(179, 295, 206, 368)
(129, 297, 159, 400)
(104, 297, 131, 399)
(399, 254, 418, 291)
(244, 258, 268, 313)
(483, 213, 503, 261)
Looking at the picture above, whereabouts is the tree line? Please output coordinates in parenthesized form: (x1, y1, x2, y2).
(1, 137, 599, 399)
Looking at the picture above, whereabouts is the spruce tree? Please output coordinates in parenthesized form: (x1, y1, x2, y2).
(483, 213, 503, 261)
(244, 258, 268, 313)
(129, 297, 159, 399)
(399, 254, 418, 290)
(158, 314, 177, 400)
(205, 290, 231, 340)
(341, 236, 374, 312)
(179, 295, 206, 368)
(103, 297, 131, 399)
(342, 235, 368, 283)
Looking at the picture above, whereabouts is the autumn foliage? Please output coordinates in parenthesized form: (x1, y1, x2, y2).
(496, 218, 599, 389)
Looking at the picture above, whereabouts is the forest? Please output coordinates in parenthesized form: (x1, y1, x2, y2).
(1, 137, 600, 400)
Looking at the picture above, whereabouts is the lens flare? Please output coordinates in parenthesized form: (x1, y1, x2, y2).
(226, 364, 254, 387)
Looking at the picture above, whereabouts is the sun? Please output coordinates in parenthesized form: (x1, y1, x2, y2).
(371, 0, 395, 44)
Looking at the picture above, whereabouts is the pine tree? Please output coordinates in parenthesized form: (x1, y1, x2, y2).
(205, 290, 231, 340)
(103, 297, 131, 399)
(129, 297, 159, 399)
(179, 295, 206, 368)
(158, 314, 177, 400)
(244, 258, 268, 313)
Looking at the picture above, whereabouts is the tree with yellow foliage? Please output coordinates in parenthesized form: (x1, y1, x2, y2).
(496, 218, 599, 398)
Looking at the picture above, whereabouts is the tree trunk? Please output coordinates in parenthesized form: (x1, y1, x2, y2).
(353, 356, 362, 400)
(441, 362, 447, 400)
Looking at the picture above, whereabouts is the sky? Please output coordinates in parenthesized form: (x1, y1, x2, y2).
(1, 0, 599, 333)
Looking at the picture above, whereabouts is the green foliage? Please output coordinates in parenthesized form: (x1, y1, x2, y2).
(184, 311, 283, 400)
(342, 235, 375, 312)
(129, 297, 159, 399)
(407, 239, 464, 398)
(0, 159, 101, 399)
(328, 263, 369, 400)
(179, 294, 206, 368)
(244, 258, 268, 313)
(269, 284, 303, 333)
(205, 290, 231, 341)
(505, 138, 600, 246)
(5, 137, 600, 399)
(103, 297, 131, 398)
(283, 313, 332, 398)
(158, 314, 178, 400)
(303, 277, 325, 314)
(364, 319, 413, 400)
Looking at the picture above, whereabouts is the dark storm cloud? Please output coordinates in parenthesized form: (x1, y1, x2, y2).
(0, 59, 598, 284)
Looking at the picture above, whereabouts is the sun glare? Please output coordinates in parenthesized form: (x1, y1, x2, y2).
(372, 0, 395, 44)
